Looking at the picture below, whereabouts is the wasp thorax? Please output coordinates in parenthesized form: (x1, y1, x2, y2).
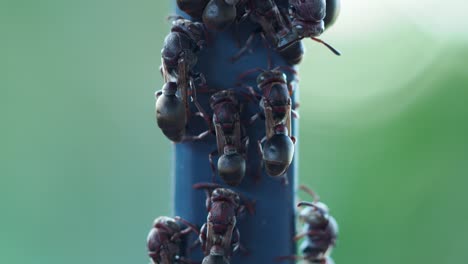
(218, 147, 246, 186)
(263, 134, 295, 177)
(155, 82, 186, 142)
(210, 90, 237, 109)
(212, 187, 240, 206)
(257, 71, 287, 87)
(153, 216, 180, 231)
(172, 18, 205, 41)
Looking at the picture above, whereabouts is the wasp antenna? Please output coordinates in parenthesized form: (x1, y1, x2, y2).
(259, 32, 273, 69)
(299, 185, 320, 202)
(161, 58, 169, 83)
(297, 201, 316, 208)
(238, 194, 256, 215)
(237, 68, 265, 81)
(174, 216, 200, 234)
(298, 201, 327, 216)
(310, 37, 341, 56)
(193, 182, 223, 190)
(276, 65, 298, 76)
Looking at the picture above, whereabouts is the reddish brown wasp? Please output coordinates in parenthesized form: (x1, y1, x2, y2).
(156, 18, 206, 142)
(238, 65, 298, 180)
(147, 216, 199, 264)
(193, 183, 254, 264)
(231, 0, 340, 64)
(183, 90, 249, 187)
(287, 0, 341, 56)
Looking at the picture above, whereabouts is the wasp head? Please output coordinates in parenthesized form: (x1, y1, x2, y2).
(147, 217, 182, 263)
(298, 201, 330, 226)
(153, 216, 181, 234)
(289, 0, 326, 37)
(256, 70, 287, 88)
(171, 18, 206, 47)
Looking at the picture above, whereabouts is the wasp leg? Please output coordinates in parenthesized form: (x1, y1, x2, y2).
(292, 109, 300, 119)
(187, 239, 201, 254)
(191, 78, 212, 129)
(231, 32, 257, 62)
(181, 130, 211, 142)
(259, 32, 273, 69)
(254, 137, 266, 183)
(237, 243, 250, 256)
(208, 150, 219, 183)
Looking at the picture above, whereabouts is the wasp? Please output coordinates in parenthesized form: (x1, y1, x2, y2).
(147, 216, 199, 264)
(277, 185, 338, 264)
(232, 0, 340, 64)
(156, 18, 206, 142)
(182, 89, 249, 186)
(194, 183, 254, 264)
(238, 66, 298, 180)
(287, 0, 341, 56)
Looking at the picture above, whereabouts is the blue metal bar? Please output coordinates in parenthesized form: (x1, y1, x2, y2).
(172, 2, 298, 263)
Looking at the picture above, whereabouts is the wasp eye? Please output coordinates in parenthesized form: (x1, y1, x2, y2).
(257, 75, 265, 84)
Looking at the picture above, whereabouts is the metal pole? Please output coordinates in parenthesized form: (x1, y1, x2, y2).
(172, 2, 298, 263)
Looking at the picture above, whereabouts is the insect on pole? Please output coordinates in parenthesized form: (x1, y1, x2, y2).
(171, 2, 298, 263)
(148, 1, 341, 263)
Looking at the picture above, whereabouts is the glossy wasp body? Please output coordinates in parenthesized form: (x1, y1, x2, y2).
(240, 67, 297, 179)
(177, 0, 210, 19)
(184, 90, 248, 186)
(156, 18, 206, 142)
(324, 0, 341, 29)
(210, 90, 248, 186)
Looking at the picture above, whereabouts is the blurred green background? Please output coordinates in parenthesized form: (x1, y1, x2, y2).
(1, 0, 468, 263)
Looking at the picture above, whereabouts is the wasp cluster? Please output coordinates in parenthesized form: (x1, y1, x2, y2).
(149, 0, 341, 263)
(146, 184, 338, 264)
(147, 183, 254, 264)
